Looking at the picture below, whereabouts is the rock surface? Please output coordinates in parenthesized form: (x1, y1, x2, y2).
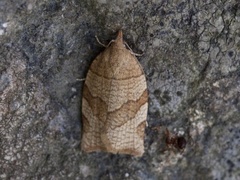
(0, 0, 239, 179)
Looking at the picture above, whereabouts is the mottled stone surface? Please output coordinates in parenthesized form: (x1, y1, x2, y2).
(0, 0, 239, 179)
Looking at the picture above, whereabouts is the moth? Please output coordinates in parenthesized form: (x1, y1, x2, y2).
(81, 30, 148, 157)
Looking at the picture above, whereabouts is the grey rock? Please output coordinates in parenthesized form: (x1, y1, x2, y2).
(0, 0, 239, 179)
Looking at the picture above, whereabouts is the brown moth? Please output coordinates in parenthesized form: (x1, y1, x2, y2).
(81, 30, 148, 157)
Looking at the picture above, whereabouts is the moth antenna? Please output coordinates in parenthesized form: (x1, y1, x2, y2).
(95, 35, 108, 47)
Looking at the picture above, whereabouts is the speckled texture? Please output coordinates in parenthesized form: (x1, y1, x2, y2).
(0, 0, 239, 179)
